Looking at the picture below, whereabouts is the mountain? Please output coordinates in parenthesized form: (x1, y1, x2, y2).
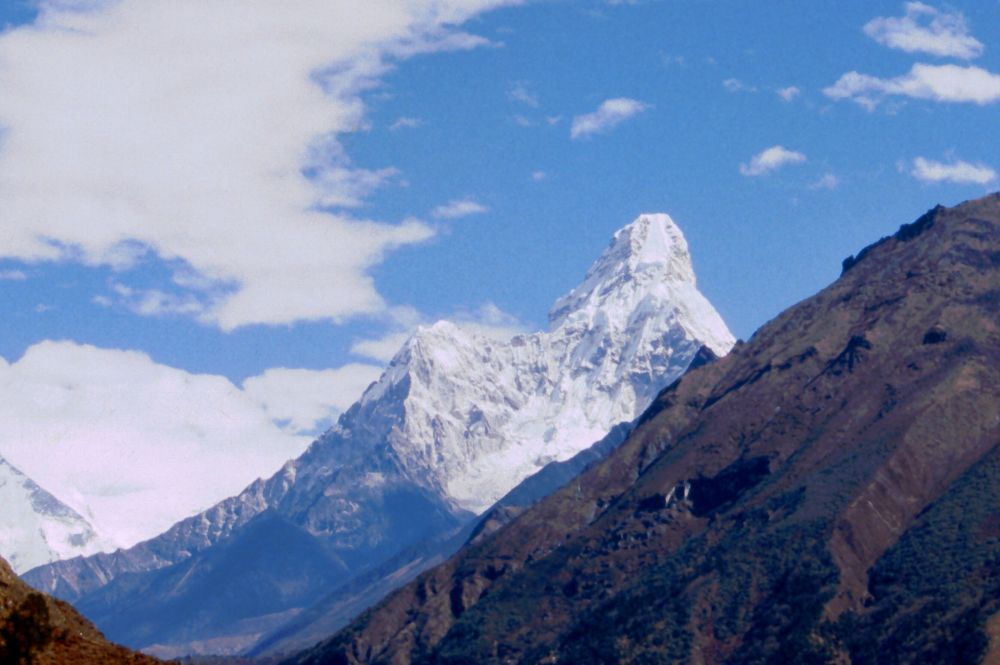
(0, 456, 112, 574)
(292, 193, 1000, 665)
(247, 420, 638, 658)
(26, 212, 734, 657)
(0, 554, 157, 664)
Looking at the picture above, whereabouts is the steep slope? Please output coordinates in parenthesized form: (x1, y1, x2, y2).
(0, 456, 112, 574)
(248, 420, 638, 658)
(295, 193, 1000, 665)
(0, 555, 157, 664)
(255, 348, 711, 658)
(27, 212, 733, 656)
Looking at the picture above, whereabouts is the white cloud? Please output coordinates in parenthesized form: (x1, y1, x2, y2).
(570, 97, 649, 139)
(531, 170, 547, 181)
(739, 146, 807, 177)
(824, 63, 1000, 109)
(776, 86, 801, 102)
(0, 341, 381, 546)
(723, 78, 756, 93)
(242, 365, 382, 434)
(0, 0, 517, 332)
(453, 302, 527, 341)
(389, 116, 423, 131)
(863, 2, 983, 59)
(910, 156, 997, 184)
(507, 80, 539, 107)
(810, 173, 840, 190)
(351, 331, 414, 363)
(0, 269, 27, 281)
(432, 197, 489, 219)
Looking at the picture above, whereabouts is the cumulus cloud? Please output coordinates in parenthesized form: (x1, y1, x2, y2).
(739, 146, 807, 177)
(0, 0, 516, 331)
(432, 197, 489, 219)
(242, 365, 382, 434)
(824, 63, 1000, 109)
(0, 341, 380, 546)
(863, 2, 983, 59)
(776, 86, 801, 102)
(909, 157, 997, 184)
(570, 97, 649, 139)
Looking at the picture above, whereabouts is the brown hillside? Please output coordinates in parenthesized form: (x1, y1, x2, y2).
(0, 555, 160, 664)
(290, 193, 1000, 664)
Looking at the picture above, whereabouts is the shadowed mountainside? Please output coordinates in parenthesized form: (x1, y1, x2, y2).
(0, 555, 159, 664)
(289, 193, 1000, 664)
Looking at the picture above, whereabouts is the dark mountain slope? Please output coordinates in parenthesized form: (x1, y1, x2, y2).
(290, 193, 1000, 664)
(247, 417, 636, 657)
(0, 555, 158, 664)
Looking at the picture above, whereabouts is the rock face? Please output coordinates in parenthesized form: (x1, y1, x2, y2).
(0, 554, 157, 664)
(0, 457, 111, 574)
(26, 212, 733, 657)
(293, 193, 1000, 665)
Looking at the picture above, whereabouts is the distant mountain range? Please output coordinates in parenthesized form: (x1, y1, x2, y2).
(0, 456, 111, 574)
(291, 194, 1000, 664)
(25, 212, 734, 658)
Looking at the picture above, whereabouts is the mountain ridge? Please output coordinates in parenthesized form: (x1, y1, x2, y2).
(290, 193, 1000, 664)
(0, 456, 112, 575)
(26, 211, 734, 657)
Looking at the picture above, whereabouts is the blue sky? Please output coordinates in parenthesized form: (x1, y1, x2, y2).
(0, 0, 997, 544)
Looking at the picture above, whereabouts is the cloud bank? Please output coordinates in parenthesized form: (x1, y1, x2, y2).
(0, 341, 382, 547)
(0, 0, 516, 331)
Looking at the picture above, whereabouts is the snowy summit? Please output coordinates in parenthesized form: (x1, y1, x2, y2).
(375, 212, 734, 513)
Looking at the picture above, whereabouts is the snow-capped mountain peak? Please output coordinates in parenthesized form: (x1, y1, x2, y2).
(591, 212, 695, 283)
(0, 457, 112, 574)
(349, 213, 735, 514)
(24, 211, 736, 654)
(549, 213, 731, 356)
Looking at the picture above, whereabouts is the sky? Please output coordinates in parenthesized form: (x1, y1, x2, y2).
(0, 0, 997, 546)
